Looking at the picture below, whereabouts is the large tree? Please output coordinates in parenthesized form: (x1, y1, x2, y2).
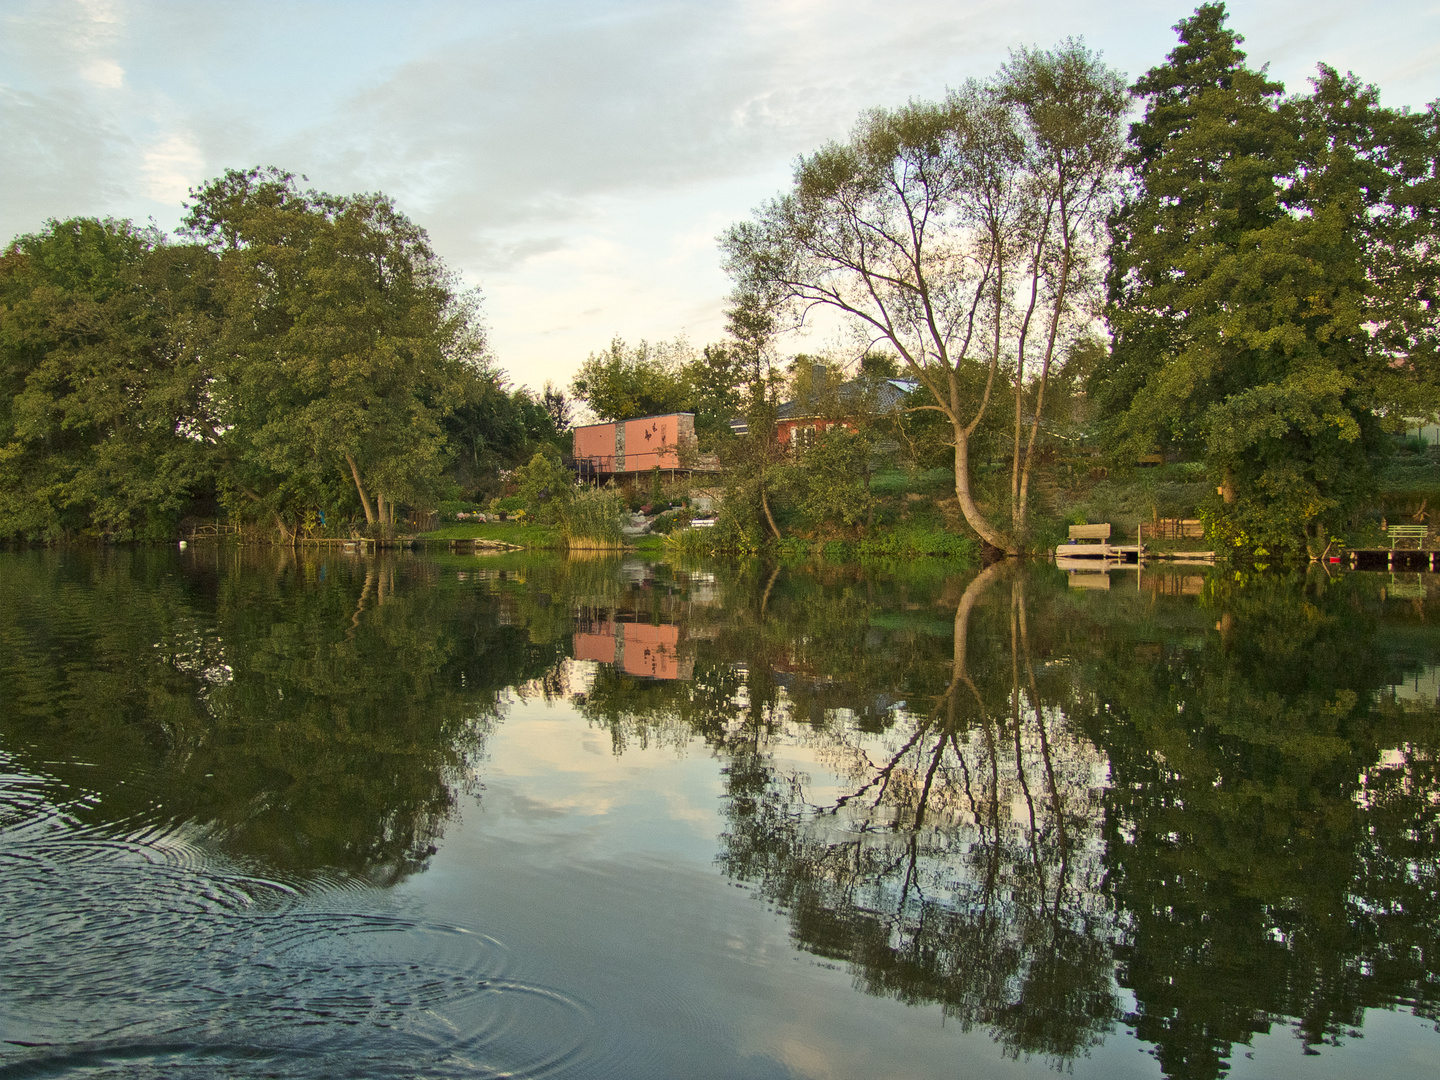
(183, 168, 474, 536)
(721, 43, 1126, 554)
(1096, 4, 1440, 555)
(0, 218, 218, 540)
(569, 336, 692, 422)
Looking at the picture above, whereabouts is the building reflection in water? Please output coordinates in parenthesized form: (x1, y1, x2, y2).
(574, 620, 693, 680)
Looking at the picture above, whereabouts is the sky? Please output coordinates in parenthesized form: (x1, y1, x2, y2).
(3, 0, 1437, 394)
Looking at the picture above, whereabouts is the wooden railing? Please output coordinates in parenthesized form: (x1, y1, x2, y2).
(1148, 518, 1204, 540)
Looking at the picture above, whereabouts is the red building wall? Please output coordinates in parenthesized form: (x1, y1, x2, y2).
(572, 413, 694, 474)
(572, 423, 617, 468)
(621, 416, 681, 471)
(776, 418, 851, 446)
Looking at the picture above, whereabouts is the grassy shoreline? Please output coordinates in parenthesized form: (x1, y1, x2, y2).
(414, 445, 1440, 562)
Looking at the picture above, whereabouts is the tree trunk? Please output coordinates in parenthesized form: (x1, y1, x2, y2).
(952, 561, 1004, 689)
(346, 454, 376, 524)
(1220, 469, 1236, 504)
(759, 474, 781, 540)
(954, 424, 1012, 554)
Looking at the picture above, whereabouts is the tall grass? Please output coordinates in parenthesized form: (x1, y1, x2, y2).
(560, 488, 626, 549)
(662, 527, 720, 558)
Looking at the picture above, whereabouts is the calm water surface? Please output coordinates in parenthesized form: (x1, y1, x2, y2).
(1, 548, 1437, 1079)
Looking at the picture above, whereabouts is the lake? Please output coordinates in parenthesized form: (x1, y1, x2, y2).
(1, 547, 1436, 1079)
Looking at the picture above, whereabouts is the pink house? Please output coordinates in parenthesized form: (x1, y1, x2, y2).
(572, 413, 697, 480)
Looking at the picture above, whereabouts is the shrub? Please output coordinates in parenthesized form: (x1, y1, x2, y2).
(649, 508, 687, 535)
(437, 499, 479, 522)
(663, 527, 719, 558)
(514, 451, 574, 524)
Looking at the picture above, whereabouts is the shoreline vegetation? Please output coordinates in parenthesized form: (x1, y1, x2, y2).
(2, 6, 1435, 565)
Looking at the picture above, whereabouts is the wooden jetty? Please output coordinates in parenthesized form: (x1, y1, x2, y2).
(1347, 549, 1440, 571)
(1055, 522, 1216, 579)
(1055, 523, 1144, 563)
(443, 537, 522, 553)
(1339, 524, 1436, 571)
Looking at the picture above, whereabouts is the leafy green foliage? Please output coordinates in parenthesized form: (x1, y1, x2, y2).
(569, 335, 746, 451)
(512, 449, 574, 524)
(782, 427, 873, 532)
(0, 170, 534, 542)
(570, 336, 691, 421)
(443, 369, 565, 499)
(1097, 4, 1439, 553)
(183, 168, 473, 533)
(0, 220, 218, 540)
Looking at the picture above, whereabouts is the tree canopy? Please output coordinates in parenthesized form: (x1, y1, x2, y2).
(0, 169, 554, 542)
(0, 219, 218, 540)
(721, 42, 1127, 553)
(1095, 3, 1440, 554)
(183, 168, 473, 533)
(568, 334, 746, 448)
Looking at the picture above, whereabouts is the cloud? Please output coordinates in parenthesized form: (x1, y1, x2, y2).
(140, 132, 204, 203)
(288, 0, 998, 268)
(80, 57, 124, 89)
(0, 85, 129, 233)
(1, 0, 1434, 388)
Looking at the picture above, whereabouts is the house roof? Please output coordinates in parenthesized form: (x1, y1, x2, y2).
(730, 377, 917, 433)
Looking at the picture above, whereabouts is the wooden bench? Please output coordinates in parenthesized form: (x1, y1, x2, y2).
(1388, 524, 1429, 550)
(1068, 524, 1111, 544)
(1056, 522, 1145, 563)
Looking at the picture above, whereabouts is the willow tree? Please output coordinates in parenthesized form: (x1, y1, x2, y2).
(721, 43, 1125, 553)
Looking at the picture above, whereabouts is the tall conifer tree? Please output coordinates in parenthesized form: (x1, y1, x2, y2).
(1098, 3, 1438, 554)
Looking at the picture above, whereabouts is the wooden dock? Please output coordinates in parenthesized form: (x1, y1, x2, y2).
(1347, 548, 1440, 571)
(1056, 522, 1217, 567)
(1055, 543, 1145, 563)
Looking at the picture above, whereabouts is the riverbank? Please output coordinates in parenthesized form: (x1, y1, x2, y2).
(413, 444, 1440, 561)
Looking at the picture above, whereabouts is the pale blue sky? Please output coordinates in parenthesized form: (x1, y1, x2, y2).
(3, 0, 1436, 390)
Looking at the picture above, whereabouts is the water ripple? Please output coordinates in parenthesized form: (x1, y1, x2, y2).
(0, 757, 603, 1079)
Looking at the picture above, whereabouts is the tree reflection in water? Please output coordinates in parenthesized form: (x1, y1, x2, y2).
(2, 548, 1437, 1078)
(714, 564, 1119, 1065)
(0, 547, 562, 884)
(1082, 570, 1440, 1079)
(576, 559, 1440, 1078)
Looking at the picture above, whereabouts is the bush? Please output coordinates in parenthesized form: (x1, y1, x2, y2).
(438, 499, 480, 522)
(870, 467, 954, 497)
(513, 451, 574, 524)
(649, 508, 688, 535)
(663, 527, 721, 558)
